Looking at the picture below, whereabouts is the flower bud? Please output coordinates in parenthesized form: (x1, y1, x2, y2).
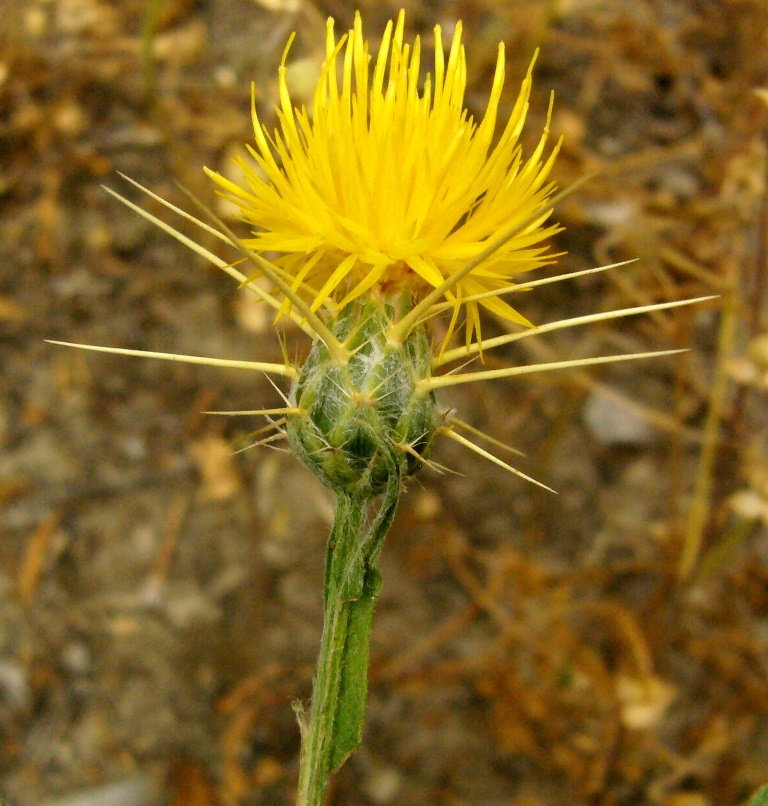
(287, 296, 437, 494)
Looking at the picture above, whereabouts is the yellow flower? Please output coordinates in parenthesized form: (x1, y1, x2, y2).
(206, 10, 561, 345)
(54, 10, 708, 490)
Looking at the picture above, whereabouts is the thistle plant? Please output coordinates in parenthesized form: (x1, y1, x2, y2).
(50, 10, 712, 805)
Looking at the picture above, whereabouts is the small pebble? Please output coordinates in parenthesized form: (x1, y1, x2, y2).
(362, 764, 403, 805)
(38, 776, 160, 806)
(60, 642, 91, 676)
(583, 389, 655, 446)
(0, 659, 31, 712)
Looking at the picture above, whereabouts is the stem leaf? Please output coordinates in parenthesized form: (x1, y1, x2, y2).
(329, 565, 383, 773)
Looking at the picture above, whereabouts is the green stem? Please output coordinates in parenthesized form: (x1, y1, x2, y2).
(296, 463, 401, 806)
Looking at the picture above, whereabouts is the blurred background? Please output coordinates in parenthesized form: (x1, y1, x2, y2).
(1, 0, 767, 804)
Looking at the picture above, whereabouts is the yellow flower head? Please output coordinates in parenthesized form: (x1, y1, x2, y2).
(207, 10, 561, 344)
(57, 10, 708, 493)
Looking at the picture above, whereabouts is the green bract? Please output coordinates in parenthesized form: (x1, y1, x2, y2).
(287, 295, 438, 495)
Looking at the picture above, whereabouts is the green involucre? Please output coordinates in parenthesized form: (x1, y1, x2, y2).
(287, 296, 438, 494)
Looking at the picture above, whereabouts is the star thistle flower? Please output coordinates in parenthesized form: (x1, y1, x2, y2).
(50, 12, 712, 805)
(206, 10, 561, 346)
(49, 9, 708, 487)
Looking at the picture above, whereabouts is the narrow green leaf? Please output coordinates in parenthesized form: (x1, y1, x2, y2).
(329, 566, 383, 773)
(751, 785, 768, 806)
